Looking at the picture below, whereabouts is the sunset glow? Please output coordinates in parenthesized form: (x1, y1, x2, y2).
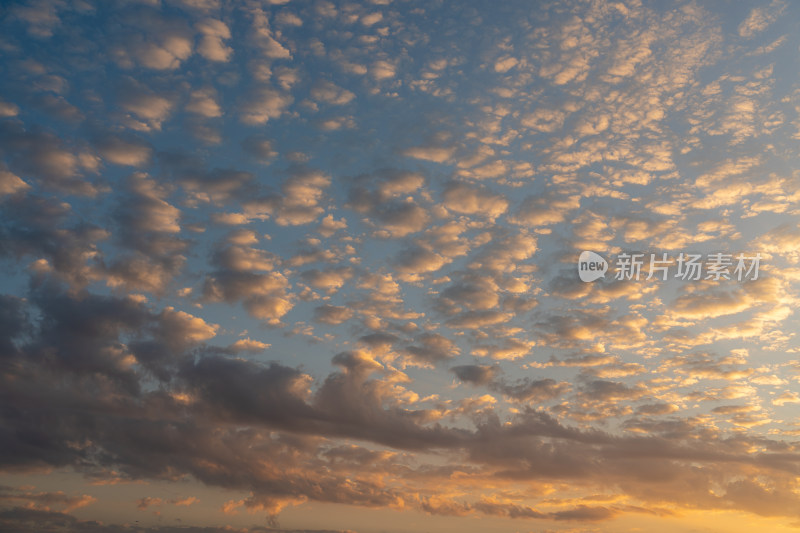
(2, 1, 800, 532)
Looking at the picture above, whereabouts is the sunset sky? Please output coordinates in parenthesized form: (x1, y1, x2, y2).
(2, 0, 800, 532)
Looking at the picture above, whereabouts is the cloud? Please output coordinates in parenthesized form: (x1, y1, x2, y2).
(401, 332, 459, 366)
(117, 78, 174, 131)
(0, 100, 19, 117)
(773, 392, 800, 406)
(0, 168, 30, 196)
(371, 60, 396, 80)
(8, 0, 67, 38)
(240, 86, 293, 125)
(0, 194, 108, 288)
(402, 145, 455, 163)
(311, 81, 356, 105)
(509, 191, 581, 227)
(272, 168, 331, 226)
(301, 267, 353, 293)
(106, 173, 187, 292)
(110, 6, 194, 70)
(471, 338, 536, 361)
(5, 280, 800, 526)
(186, 87, 223, 118)
(167, 159, 255, 205)
(437, 274, 501, 313)
(442, 181, 508, 219)
(94, 134, 152, 167)
(494, 56, 518, 73)
(247, 4, 292, 59)
(202, 240, 293, 324)
(3, 1, 800, 530)
(521, 108, 568, 132)
(361, 12, 383, 26)
(738, 1, 785, 37)
(0, 121, 98, 196)
(347, 170, 430, 237)
(196, 18, 232, 61)
(317, 214, 347, 237)
(242, 135, 278, 161)
(394, 246, 447, 276)
(314, 304, 354, 325)
(0, 507, 355, 533)
(276, 10, 303, 27)
(453, 364, 568, 402)
(452, 364, 500, 385)
(230, 338, 271, 352)
(0, 486, 96, 513)
(469, 230, 537, 274)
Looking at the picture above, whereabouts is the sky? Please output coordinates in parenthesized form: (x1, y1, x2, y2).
(1, 0, 800, 532)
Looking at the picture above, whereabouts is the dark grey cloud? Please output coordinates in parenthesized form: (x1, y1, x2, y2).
(159, 151, 259, 205)
(452, 364, 500, 386)
(0, 193, 106, 288)
(0, 507, 352, 533)
(201, 239, 292, 323)
(346, 169, 429, 237)
(3, 284, 800, 524)
(357, 332, 400, 349)
(0, 121, 100, 196)
(242, 135, 278, 161)
(313, 304, 354, 325)
(402, 332, 459, 364)
(452, 364, 569, 403)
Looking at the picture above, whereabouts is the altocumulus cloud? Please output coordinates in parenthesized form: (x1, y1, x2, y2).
(2, 1, 800, 532)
